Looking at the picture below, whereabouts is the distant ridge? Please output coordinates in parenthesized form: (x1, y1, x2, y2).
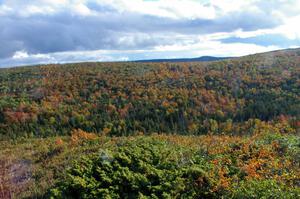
(134, 56, 232, 63)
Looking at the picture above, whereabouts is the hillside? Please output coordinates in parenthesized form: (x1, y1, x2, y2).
(0, 48, 299, 139)
(0, 48, 299, 198)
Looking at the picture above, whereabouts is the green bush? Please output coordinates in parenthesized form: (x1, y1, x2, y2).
(229, 180, 300, 199)
(47, 136, 300, 199)
(48, 138, 216, 199)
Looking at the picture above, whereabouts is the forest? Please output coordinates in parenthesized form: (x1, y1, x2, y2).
(0, 48, 299, 198)
(0, 49, 299, 139)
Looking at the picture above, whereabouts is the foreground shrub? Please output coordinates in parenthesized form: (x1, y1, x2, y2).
(229, 180, 300, 199)
(47, 134, 300, 199)
(48, 138, 216, 198)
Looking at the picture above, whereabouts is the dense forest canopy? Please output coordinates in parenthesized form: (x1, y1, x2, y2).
(0, 48, 299, 139)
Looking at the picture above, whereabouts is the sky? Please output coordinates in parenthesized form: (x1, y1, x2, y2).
(0, 0, 300, 67)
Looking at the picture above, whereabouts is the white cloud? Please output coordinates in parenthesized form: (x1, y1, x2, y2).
(196, 13, 300, 41)
(210, 0, 258, 13)
(1, 0, 299, 20)
(0, 41, 285, 68)
(12, 50, 53, 60)
(224, 14, 300, 40)
(119, 56, 129, 61)
(98, 0, 217, 19)
(12, 51, 29, 59)
(1, 49, 130, 67)
(20, 5, 56, 17)
(72, 3, 94, 16)
(0, 4, 12, 15)
(0, 0, 94, 17)
(274, 14, 300, 39)
(41, 0, 69, 5)
(154, 40, 280, 57)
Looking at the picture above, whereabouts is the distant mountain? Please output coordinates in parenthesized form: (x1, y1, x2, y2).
(134, 56, 232, 63)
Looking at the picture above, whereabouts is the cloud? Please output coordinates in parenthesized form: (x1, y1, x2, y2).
(0, 49, 128, 67)
(221, 33, 300, 48)
(0, 0, 300, 67)
(275, 14, 300, 39)
(0, 42, 282, 68)
(99, 0, 217, 19)
(0, 4, 12, 15)
(12, 51, 29, 59)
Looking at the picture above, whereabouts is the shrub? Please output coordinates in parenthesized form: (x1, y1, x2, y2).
(229, 180, 300, 199)
(48, 138, 216, 199)
(70, 129, 97, 145)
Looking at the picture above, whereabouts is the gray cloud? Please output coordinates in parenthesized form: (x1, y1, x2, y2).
(221, 33, 300, 47)
(0, 0, 299, 67)
(0, 1, 288, 57)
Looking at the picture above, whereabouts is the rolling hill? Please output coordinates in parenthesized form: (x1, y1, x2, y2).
(0, 48, 299, 199)
(0, 47, 299, 138)
(134, 55, 232, 62)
